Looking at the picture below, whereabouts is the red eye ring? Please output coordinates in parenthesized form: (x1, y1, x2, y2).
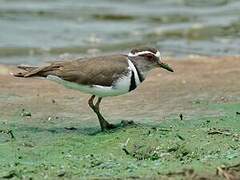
(145, 53, 154, 61)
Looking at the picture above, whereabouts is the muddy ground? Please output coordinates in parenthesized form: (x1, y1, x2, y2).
(0, 57, 240, 179)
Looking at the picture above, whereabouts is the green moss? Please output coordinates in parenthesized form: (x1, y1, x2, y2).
(0, 103, 240, 179)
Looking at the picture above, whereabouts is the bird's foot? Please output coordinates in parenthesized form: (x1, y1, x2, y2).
(101, 122, 116, 131)
(101, 120, 135, 131)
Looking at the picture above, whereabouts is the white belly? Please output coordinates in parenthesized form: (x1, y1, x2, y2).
(46, 74, 132, 97)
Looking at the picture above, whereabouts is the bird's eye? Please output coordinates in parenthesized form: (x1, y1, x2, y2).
(145, 53, 154, 61)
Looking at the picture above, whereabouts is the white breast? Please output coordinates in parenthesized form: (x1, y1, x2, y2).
(127, 59, 141, 86)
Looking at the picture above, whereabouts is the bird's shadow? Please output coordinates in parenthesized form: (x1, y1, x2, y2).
(13, 120, 139, 136)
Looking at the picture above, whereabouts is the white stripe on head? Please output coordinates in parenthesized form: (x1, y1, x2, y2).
(128, 50, 161, 58)
(128, 51, 154, 57)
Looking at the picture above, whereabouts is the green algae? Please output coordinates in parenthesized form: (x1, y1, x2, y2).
(0, 103, 239, 179)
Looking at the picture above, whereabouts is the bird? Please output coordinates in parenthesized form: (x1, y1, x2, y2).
(14, 47, 174, 131)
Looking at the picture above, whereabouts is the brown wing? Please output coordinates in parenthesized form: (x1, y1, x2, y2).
(21, 55, 129, 86)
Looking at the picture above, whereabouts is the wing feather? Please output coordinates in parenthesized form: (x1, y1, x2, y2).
(16, 55, 129, 87)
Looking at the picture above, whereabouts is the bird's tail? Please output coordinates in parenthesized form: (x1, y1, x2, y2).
(13, 65, 39, 77)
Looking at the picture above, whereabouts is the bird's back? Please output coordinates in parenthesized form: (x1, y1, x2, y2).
(14, 55, 130, 87)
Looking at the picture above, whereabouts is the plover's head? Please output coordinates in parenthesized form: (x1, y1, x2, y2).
(128, 47, 173, 73)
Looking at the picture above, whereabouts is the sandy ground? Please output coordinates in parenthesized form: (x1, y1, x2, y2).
(0, 56, 240, 125)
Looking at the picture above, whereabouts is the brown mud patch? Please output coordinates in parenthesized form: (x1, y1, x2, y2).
(0, 56, 240, 124)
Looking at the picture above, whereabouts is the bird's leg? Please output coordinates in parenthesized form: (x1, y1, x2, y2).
(94, 97, 115, 131)
(88, 95, 96, 110)
(88, 95, 115, 131)
(88, 95, 104, 129)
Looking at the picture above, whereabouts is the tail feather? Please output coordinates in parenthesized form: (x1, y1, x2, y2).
(14, 63, 60, 78)
(14, 64, 40, 77)
(14, 71, 27, 77)
(17, 64, 38, 71)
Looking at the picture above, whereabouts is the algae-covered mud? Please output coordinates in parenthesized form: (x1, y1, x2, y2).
(0, 103, 240, 179)
(0, 57, 240, 179)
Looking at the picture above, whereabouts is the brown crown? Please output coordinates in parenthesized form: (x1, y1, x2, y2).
(130, 47, 158, 55)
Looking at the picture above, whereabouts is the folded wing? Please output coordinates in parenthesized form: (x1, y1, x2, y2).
(14, 55, 129, 87)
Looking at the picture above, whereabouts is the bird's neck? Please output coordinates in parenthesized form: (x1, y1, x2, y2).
(129, 58, 153, 80)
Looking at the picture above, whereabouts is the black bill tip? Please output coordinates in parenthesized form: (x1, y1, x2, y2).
(158, 62, 174, 72)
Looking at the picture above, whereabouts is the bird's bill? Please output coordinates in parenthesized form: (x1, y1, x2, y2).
(158, 61, 174, 72)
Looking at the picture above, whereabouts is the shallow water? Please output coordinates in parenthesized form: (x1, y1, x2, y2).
(0, 0, 240, 64)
